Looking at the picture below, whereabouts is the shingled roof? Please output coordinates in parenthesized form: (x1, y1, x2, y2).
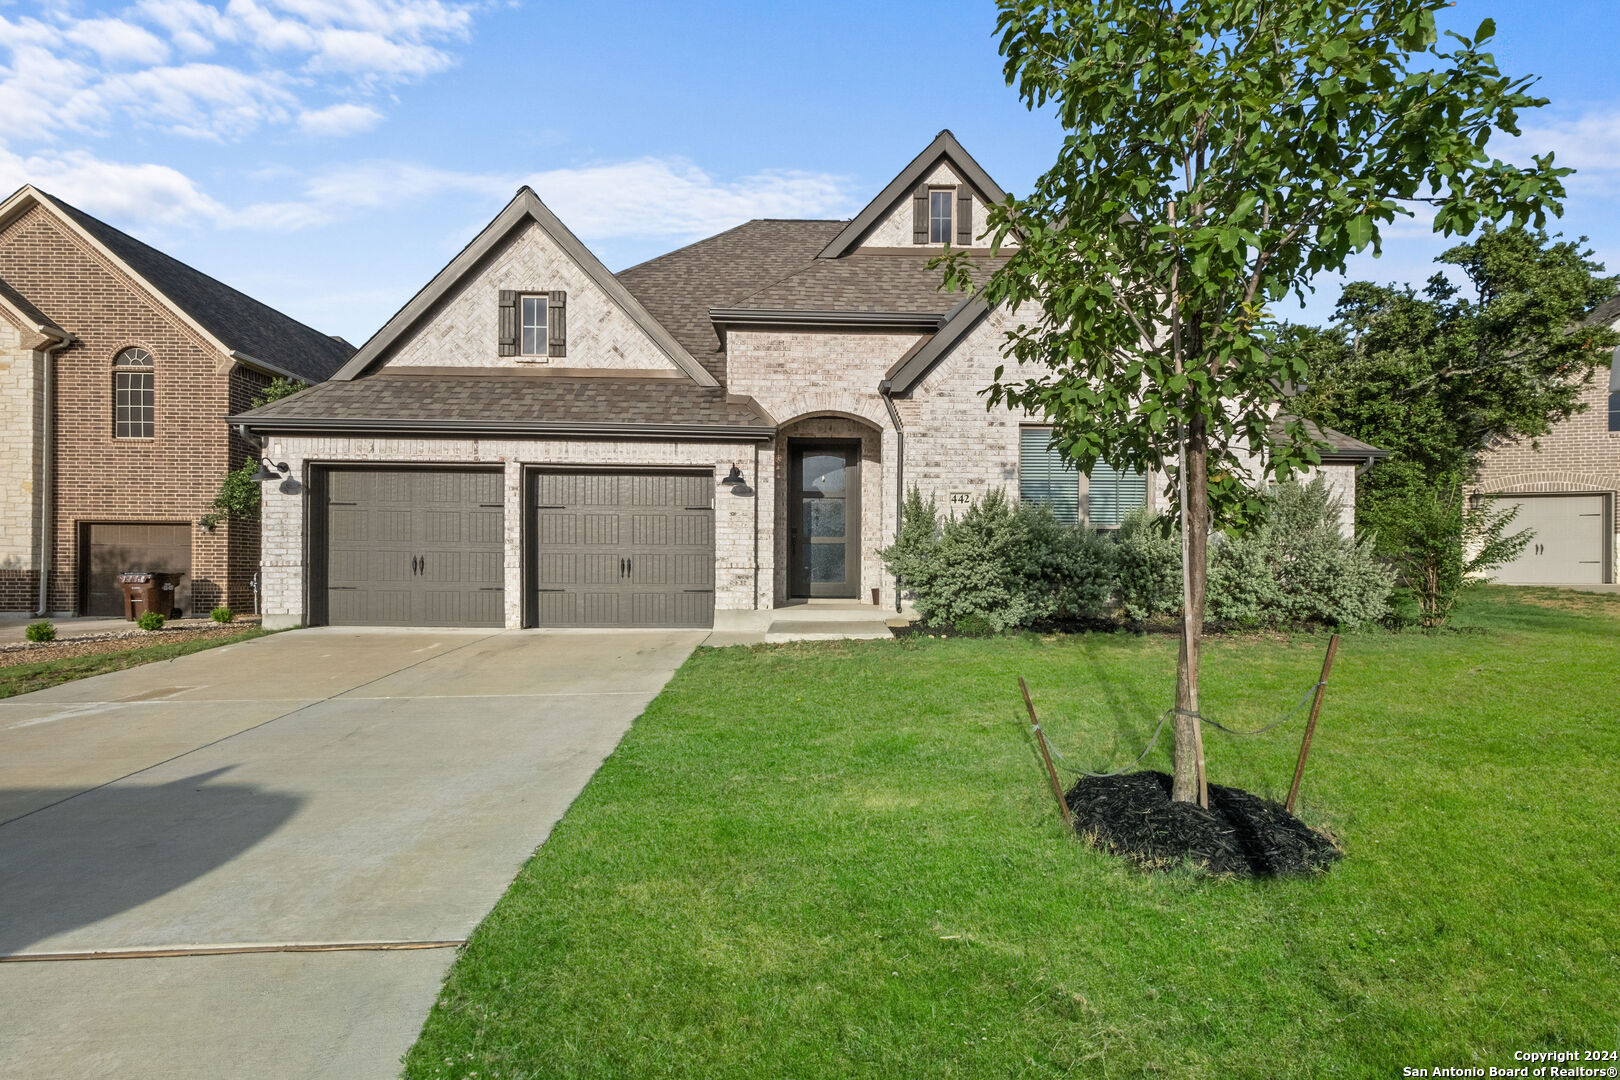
(35, 190, 353, 383)
(233, 375, 774, 439)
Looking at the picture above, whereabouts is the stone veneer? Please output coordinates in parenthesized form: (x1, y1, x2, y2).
(1473, 374, 1619, 581)
(258, 434, 772, 629)
(0, 317, 44, 609)
(383, 221, 686, 374)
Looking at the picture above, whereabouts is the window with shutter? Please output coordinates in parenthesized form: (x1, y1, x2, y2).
(928, 190, 953, 244)
(1018, 427, 1079, 525)
(519, 294, 548, 357)
(1087, 460, 1149, 527)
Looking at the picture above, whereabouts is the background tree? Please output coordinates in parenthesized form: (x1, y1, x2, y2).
(1287, 226, 1616, 622)
(949, 0, 1569, 805)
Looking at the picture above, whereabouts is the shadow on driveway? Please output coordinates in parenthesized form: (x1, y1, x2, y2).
(0, 768, 300, 955)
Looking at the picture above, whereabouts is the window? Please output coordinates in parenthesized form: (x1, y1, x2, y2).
(1019, 427, 1079, 525)
(1610, 391, 1619, 433)
(929, 189, 953, 244)
(520, 294, 548, 357)
(113, 347, 154, 439)
(1087, 460, 1149, 527)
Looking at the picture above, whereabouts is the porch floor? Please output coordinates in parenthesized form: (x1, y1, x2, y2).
(705, 599, 916, 647)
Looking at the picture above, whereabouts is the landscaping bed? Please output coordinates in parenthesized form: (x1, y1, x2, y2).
(0, 624, 272, 698)
(0, 618, 262, 668)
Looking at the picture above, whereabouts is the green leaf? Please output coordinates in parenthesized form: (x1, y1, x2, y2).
(1347, 215, 1373, 250)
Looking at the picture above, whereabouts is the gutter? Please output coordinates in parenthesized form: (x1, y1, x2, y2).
(34, 330, 72, 617)
(230, 350, 307, 384)
(708, 308, 945, 346)
(231, 415, 778, 442)
(879, 380, 905, 613)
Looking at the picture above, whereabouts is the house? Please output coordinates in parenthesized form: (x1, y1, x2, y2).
(0, 186, 354, 618)
(1472, 294, 1620, 584)
(235, 131, 1380, 630)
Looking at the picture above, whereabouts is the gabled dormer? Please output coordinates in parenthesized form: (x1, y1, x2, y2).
(817, 129, 1015, 258)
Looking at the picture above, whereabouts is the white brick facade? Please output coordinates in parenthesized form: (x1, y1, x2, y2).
(383, 221, 685, 374)
(0, 318, 43, 575)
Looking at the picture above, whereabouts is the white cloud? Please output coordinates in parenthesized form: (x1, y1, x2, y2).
(297, 101, 384, 135)
(1513, 110, 1620, 195)
(63, 18, 173, 66)
(100, 63, 296, 140)
(0, 146, 228, 226)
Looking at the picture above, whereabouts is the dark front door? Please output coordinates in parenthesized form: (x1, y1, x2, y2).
(322, 469, 505, 627)
(529, 470, 715, 628)
(789, 442, 860, 599)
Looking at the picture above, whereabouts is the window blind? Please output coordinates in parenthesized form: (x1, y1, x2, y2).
(1088, 459, 1149, 527)
(1019, 427, 1079, 525)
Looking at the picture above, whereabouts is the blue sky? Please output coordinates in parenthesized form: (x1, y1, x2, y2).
(2, 0, 1615, 344)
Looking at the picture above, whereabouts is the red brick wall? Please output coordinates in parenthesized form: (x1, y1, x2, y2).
(0, 205, 257, 615)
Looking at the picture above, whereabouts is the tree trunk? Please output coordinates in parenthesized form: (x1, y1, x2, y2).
(1172, 410, 1210, 807)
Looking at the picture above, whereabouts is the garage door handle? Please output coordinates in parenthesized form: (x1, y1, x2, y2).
(620, 558, 626, 578)
(626, 558, 632, 578)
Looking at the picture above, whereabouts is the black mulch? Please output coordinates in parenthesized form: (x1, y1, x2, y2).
(1065, 770, 1340, 877)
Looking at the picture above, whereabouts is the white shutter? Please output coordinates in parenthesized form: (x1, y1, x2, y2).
(1088, 460, 1148, 527)
(1018, 427, 1079, 525)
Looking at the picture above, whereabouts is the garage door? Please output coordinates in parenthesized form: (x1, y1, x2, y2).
(1492, 494, 1609, 584)
(529, 471, 714, 628)
(80, 523, 191, 617)
(323, 469, 504, 626)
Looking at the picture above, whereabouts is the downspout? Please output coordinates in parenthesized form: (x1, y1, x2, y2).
(879, 381, 905, 613)
(35, 333, 70, 617)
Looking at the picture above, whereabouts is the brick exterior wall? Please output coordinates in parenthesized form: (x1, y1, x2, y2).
(1473, 375, 1620, 581)
(0, 203, 256, 615)
(258, 434, 771, 629)
(382, 221, 686, 374)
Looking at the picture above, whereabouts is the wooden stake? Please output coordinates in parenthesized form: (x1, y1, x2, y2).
(1285, 633, 1340, 814)
(1019, 676, 1074, 828)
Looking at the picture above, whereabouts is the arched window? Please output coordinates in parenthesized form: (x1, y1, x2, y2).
(113, 348, 155, 439)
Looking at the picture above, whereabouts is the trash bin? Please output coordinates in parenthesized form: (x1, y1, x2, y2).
(117, 572, 182, 620)
(117, 572, 152, 620)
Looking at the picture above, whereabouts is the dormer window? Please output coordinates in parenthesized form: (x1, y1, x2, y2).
(520, 294, 548, 357)
(928, 190, 953, 244)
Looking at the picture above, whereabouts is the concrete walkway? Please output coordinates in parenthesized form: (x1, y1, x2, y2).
(0, 627, 702, 1080)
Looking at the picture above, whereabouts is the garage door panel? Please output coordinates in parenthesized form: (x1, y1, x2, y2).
(1492, 495, 1608, 585)
(530, 470, 715, 628)
(81, 523, 191, 618)
(323, 469, 504, 627)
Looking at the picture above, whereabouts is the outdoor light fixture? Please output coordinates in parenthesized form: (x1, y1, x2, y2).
(249, 457, 289, 483)
(721, 464, 746, 486)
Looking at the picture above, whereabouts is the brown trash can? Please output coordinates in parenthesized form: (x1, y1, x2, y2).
(117, 572, 152, 620)
(151, 572, 182, 618)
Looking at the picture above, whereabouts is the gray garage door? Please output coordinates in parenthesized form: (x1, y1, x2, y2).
(81, 522, 191, 617)
(529, 471, 714, 628)
(1492, 494, 1609, 584)
(324, 469, 504, 626)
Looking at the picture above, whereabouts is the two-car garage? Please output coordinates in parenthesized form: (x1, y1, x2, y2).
(313, 467, 716, 629)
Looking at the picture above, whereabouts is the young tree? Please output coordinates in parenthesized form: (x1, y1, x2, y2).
(948, 1, 1569, 805)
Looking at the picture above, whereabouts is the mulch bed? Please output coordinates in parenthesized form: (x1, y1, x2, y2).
(1066, 770, 1340, 878)
(0, 620, 262, 668)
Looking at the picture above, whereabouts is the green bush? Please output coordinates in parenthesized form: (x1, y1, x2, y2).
(25, 620, 55, 643)
(136, 611, 166, 632)
(1112, 508, 1183, 623)
(1209, 477, 1394, 628)
(210, 605, 235, 624)
(880, 487, 1115, 631)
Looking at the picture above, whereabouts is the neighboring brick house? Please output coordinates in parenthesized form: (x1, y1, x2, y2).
(1472, 295, 1620, 584)
(0, 186, 353, 617)
(237, 131, 1379, 630)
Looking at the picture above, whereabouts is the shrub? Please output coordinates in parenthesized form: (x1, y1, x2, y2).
(1360, 481, 1528, 628)
(881, 487, 1114, 631)
(1112, 509, 1183, 623)
(1208, 477, 1394, 628)
(210, 605, 235, 624)
(25, 620, 55, 643)
(136, 611, 166, 632)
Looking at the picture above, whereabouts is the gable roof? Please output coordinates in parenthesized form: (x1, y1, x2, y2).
(817, 129, 1010, 260)
(0, 273, 68, 342)
(0, 186, 351, 383)
(335, 187, 717, 387)
(617, 219, 844, 379)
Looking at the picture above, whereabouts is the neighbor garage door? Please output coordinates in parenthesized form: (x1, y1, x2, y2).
(529, 471, 714, 628)
(80, 522, 191, 617)
(1491, 494, 1609, 584)
(322, 469, 505, 626)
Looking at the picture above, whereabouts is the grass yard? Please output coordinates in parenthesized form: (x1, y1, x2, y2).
(406, 588, 1620, 1079)
(0, 626, 273, 699)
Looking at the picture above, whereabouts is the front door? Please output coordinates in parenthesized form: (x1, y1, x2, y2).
(789, 442, 860, 598)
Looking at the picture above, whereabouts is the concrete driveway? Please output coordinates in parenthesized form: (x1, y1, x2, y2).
(0, 627, 703, 1080)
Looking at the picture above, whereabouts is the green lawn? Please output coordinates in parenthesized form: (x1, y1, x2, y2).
(405, 588, 1620, 1079)
(0, 626, 273, 699)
